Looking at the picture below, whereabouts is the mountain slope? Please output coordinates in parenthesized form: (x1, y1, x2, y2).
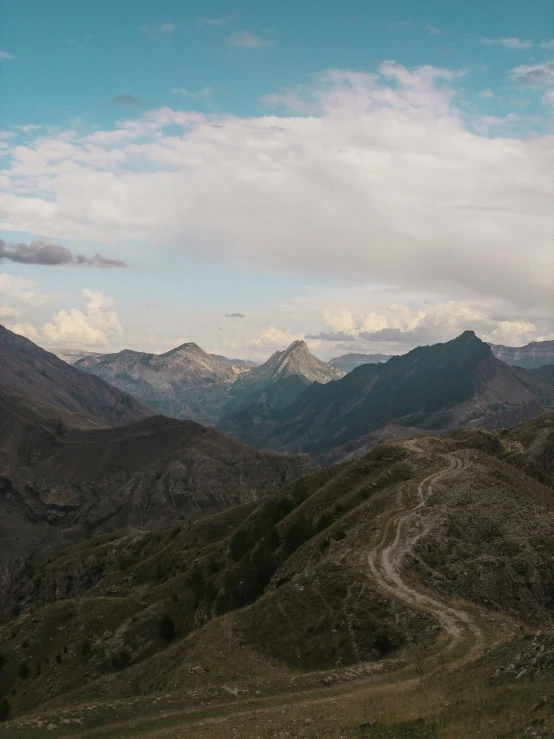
(1, 422, 554, 733)
(0, 383, 317, 607)
(490, 338, 554, 369)
(223, 340, 344, 414)
(75, 342, 251, 424)
(0, 325, 153, 427)
(328, 352, 395, 373)
(219, 331, 554, 460)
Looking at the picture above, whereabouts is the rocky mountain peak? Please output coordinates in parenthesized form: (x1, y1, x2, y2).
(161, 342, 205, 358)
(282, 339, 309, 356)
(263, 340, 343, 382)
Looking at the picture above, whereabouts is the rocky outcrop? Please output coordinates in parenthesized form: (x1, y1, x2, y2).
(490, 339, 554, 369)
(222, 340, 344, 415)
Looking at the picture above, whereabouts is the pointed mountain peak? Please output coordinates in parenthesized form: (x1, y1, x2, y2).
(449, 330, 492, 354)
(160, 342, 205, 358)
(281, 339, 309, 357)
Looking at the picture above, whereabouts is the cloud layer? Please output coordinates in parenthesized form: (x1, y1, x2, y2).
(0, 239, 126, 267)
(1, 60, 553, 356)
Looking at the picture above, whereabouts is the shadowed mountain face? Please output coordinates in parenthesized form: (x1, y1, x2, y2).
(0, 383, 317, 604)
(328, 352, 396, 373)
(0, 324, 153, 427)
(219, 332, 554, 461)
(74, 343, 251, 425)
(490, 339, 554, 369)
(223, 340, 345, 414)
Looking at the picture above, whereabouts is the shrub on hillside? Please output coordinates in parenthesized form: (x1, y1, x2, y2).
(316, 512, 334, 533)
(18, 662, 29, 680)
(240, 549, 277, 605)
(111, 650, 131, 671)
(292, 479, 308, 506)
(188, 567, 206, 602)
(158, 613, 176, 642)
(0, 698, 10, 722)
(230, 528, 255, 561)
(262, 525, 280, 551)
(284, 515, 314, 555)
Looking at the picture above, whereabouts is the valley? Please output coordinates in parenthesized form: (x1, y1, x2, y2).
(1, 326, 554, 737)
(3, 7, 554, 735)
(1, 413, 554, 736)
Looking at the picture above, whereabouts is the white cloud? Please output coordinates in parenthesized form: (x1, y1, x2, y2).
(540, 39, 554, 49)
(198, 17, 227, 27)
(481, 37, 533, 49)
(510, 60, 554, 85)
(485, 320, 536, 345)
(261, 90, 313, 112)
(543, 90, 554, 106)
(425, 25, 441, 36)
(0, 273, 47, 307)
(479, 88, 495, 98)
(0, 61, 553, 327)
(322, 307, 357, 333)
(40, 290, 122, 347)
(0, 51, 13, 60)
(140, 23, 176, 39)
(226, 31, 273, 48)
(18, 124, 42, 133)
(9, 323, 39, 341)
(0, 305, 19, 320)
(171, 87, 213, 100)
(474, 112, 519, 135)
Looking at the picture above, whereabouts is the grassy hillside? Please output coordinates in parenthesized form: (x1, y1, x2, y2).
(1, 420, 554, 736)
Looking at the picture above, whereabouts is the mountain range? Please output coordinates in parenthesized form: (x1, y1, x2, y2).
(0, 325, 316, 608)
(490, 338, 554, 369)
(74, 339, 343, 425)
(219, 331, 554, 461)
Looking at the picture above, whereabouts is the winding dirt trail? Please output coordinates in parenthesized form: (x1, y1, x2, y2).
(368, 441, 485, 668)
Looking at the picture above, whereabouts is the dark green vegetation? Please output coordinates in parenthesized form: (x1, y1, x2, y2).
(219, 332, 554, 460)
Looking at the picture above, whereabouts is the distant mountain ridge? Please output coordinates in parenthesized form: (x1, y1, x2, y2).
(490, 339, 554, 369)
(219, 331, 554, 461)
(74, 342, 251, 424)
(75, 339, 344, 424)
(328, 352, 396, 373)
(0, 324, 153, 427)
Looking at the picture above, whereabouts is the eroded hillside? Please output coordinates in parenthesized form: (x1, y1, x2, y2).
(1, 417, 554, 736)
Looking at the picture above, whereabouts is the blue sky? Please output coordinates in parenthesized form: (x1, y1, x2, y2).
(4, 0, 553, 127)
(1, 0, 553, 358)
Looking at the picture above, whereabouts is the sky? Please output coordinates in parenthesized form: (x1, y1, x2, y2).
(0, 0, 553, 361)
